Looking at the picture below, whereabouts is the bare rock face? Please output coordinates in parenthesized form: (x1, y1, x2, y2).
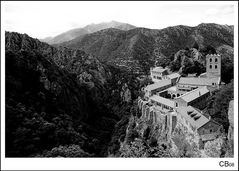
(203, 136, 225, 157)
(224, 100, 234, 157)
(171, 120, 201, 157)
(227, 100, 234, 141)
(120, 83, 132, 103)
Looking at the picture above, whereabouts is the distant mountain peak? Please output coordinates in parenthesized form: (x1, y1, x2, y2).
(83, 20, 135, 32)
(41, 21, 136, 44)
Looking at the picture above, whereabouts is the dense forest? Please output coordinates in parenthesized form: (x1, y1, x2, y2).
(5, 32, 146, 157)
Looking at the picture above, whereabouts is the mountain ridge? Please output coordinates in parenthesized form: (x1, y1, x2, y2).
(57, 23, 233, 74)
(41, 21, 136, 44)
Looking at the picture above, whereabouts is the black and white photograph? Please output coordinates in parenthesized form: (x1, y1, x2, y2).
(1, 1, 238, 170)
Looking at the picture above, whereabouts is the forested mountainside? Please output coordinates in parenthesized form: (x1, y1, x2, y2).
(5, 21, 234, 158)
(5, 32, 144, 157)
(41, 21, 136, 44)
(59, 23, 233, 75)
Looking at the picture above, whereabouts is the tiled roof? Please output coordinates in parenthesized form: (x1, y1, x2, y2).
(151, 67, 167, 73)
(145, 79, 171, 91)
(200, 133, 218, 141)
(167, 73, 180, 79)
(177, 106, 209, 129)
(175, 86, 209, 103)
(178, 77, 220, 86)
(150, 95, 175, 108)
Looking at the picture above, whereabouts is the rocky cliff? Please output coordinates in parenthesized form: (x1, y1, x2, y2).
(227, 100, 234, 141)
(117, 113, 202, 157)
(225, 100, 234, 157)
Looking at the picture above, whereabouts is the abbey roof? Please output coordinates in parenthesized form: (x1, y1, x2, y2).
(175, 86, 209, 103)
(167, 73, 180, 79)
(150, 95, 175, 108)
(144, 79, 171, 91)
(151, 67, 167, 73)
(178, 77, 220, 86)
(177, 106, 209, 129)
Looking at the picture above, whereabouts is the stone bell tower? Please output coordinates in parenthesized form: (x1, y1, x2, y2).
(206, 54, 221, 78)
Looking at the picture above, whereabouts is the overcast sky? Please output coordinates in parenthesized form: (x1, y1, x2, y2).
(2, 1, 236, 39)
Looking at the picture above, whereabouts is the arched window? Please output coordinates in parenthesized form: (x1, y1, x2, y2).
(215, 65, 217, 69)
(209, 65, 212, 69)
(215, 58, 218, 62)
(210, 58, 212, 62)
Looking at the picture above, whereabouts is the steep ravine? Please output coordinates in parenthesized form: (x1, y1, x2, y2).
(5, 32, 142, 157)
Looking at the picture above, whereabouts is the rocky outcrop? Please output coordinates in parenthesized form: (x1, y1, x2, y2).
(170, 119, 201, 157)
(171, 48, 206, 75)
(120, 83, 132, 103)
(5, 32, 109, 86)
(203, 136, 225, 157)
(224, 100, 234, 157)
(227, 100, 234, 141)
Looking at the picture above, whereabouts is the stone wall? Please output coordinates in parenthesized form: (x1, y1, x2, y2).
(138, 98, 177, 137)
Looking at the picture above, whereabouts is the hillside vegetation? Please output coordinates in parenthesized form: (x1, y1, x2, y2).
(5, 32, 142, 157)
(59, 23, 233, 75)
